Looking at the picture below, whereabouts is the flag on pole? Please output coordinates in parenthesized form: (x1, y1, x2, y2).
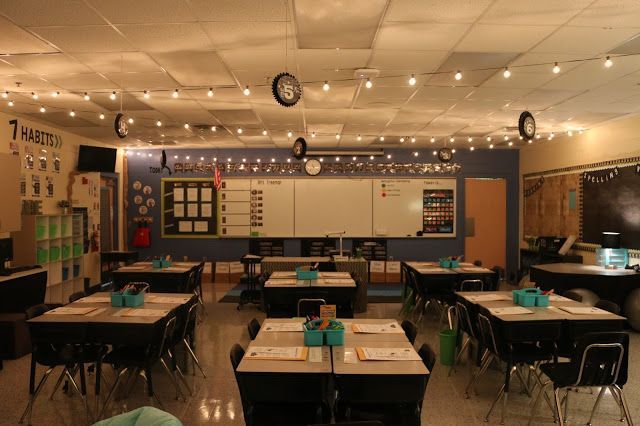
(213, 162, 222, 191)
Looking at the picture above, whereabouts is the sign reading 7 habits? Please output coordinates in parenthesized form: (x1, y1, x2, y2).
(8, 119, 63, 148)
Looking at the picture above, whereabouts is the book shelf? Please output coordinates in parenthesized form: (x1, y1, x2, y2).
(12, 214, 85, 305)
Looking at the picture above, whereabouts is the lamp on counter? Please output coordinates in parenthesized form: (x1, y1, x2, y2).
(597, 232, 628, 269)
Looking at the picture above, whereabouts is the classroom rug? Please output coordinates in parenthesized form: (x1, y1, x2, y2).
(217, 283, 403, 304)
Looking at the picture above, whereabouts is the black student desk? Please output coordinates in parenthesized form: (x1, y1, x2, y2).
(111, 261, 201, 293)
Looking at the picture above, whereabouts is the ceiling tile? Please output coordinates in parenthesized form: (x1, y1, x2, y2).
(369, 50, 449, 72)
(4, 53, 91, 74)
(0, 60, 29, 76)
(104, 72, 178, 90)
(209, 109, 260, 125)
(28, 26, 135, 53)
(217, 49, 296, 70)
(532, 27, 640, 55)
(117, 23, 213, 52)
(0, 75, 59, 92)
(73, 52, 162, 73)
(506, 89, 581, 111)
(0, 0, 105, 26)
(386, 0, 492, 23)
(305, 108, 349, 124)
(190, 0, 286, 21)
(0, 17, 57, 54)
(480, 0, 592, 25)
(569, 0, 640, 28)
(200, 21, 293, 50)
(391, 109, 445, 124)
(427, 52, 518, 86)
(295, 0, 387, 48)
(303, 84, 357, 109)
(455, 25, 556, 53)
(375, 22, 469, 50)
(151, 51, 236, 86)
(87, 0, 196, 24)
(42, 73, 114, 90)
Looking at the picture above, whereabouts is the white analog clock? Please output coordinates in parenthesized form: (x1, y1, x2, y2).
(304, 158, 322, 176)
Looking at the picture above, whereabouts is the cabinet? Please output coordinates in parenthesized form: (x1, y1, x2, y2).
(12, 214, 85, 304)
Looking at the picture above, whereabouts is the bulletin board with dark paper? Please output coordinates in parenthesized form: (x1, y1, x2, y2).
(161, 178, 218, 238)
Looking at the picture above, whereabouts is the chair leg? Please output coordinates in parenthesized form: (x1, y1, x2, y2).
(485, 365, 515, 424)
(168, 349, 193, 396)
(528, 380, 547, 426)
(140, 368, 164, 410)
(464, 350, 491, 398)
(183, 338, 207, 378)
(48, 367, 68, 400)
(19, 366, 54, 425)
(99, 367, 128, 420)
(159, 358, 187, 402)
(530, 367, 556, 421)
(514, 366, 532, 397)
(587, 386, 607, 426)
(448, 336, 470, 376)
(613, 386, 634, 426)
(563, 387, 570, 423)
(554, 387, 565, 426)
(65, 367, 93, 424)
(447, 305, 455, 330)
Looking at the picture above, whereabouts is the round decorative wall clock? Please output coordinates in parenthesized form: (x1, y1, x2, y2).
(304, 158, 322, 176)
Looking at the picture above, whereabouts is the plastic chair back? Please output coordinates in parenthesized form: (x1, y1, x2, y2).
(571, 332, 629, 387)
(248, 318, 261, 340)
(477, 313, 501, 357)
(459, 279, 483, 292)
(401, 320, 418, 345)
(68, 291, 86, 303)
(563, 290, 583, 302)
(297, 298, 326, 317)
(595, 300, 621, 315)
(455, 301, 475, 339)
(418, 343, 436, 386)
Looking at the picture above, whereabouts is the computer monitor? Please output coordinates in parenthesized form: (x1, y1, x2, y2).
(0, 238, 13, 266)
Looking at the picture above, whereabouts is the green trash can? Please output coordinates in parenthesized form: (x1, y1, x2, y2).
(439, 328, 457, 366)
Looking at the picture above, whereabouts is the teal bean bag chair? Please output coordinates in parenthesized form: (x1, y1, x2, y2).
(93, 406, 182, 426)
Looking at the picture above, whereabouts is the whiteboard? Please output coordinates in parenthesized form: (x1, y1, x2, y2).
(372, 178, 456, 238)
(294, 179, 373, 237)
(250, 178, 294, 237)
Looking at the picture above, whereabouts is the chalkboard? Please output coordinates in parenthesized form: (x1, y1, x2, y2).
(582, 165, 640, 248)
(161, 178, 217, 238)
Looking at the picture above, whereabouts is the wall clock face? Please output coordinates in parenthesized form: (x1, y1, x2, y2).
(437, 148, 453, 163)
(114, 113, 128, 139)
(292, 137, 307, 159)
(304, 159, 322, 176)
(272, 72, 302, 107)
(519, 111, 536, 140)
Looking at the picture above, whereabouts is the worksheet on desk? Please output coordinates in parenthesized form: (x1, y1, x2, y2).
(357, 347, 421, 361)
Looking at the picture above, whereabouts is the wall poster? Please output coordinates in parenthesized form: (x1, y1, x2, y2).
(161, 178, 218, 238)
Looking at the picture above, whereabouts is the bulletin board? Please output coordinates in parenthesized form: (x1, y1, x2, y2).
(161, 178, 217, 238)
(523, 173, 580, 238)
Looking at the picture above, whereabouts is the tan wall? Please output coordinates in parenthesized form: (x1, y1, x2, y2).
(465, 178, 506, 269)
(519, 115, 640, 265)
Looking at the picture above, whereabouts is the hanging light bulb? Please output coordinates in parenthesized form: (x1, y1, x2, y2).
(432, 150, 437, 156)
(430, 137, 435, 143)
(211, 126, 217, 132)
(370, 155, 374, 160)
(504, 135, 509, 141)
(365, 78, 373, 89)
(413, 152, 419, 157)
(319, 158, 324, 162)
(312, 132, 316, 138)
(399, 137, 405, 143)
(411, 137, 416, 143)
(39, 106, 45, 113)
(172, 89, 179, 98)
(604, 56, 613, 68)
(143, 90, 150, 99)
(110, 91, 117, 100)
(508, 141, 513, 146)
(550, 132, 555, 139)
(449, 137, 455, 143)
(287, 158, 291, 163)
(287, 130, 293, 138)
(568, 130, 573, 137)
(156, 120, 162, 127)
(552, 62, 560, 74)
(31, 92, 38, 100)
(237, 128, 243, 134)
(578, 128, 584, 134)
(519, 135, 524, 140)
(357, 134, 362, 141)
(335, 156, 340, 161)
(335, 133, 340, 140)
(128, 117, 134, 124)
(503, 68, 511, 79)
(83, 92, 90, 101)
(322, 81, 330, 92)
(451, 148, 456, 153)
(69, 110, 76, 117)
(184, 123, 189, 129)
(489, 144, 494, 149)
(387, 154, 392, 159)
(207, 87, 214, 97)
(262, 129, 268, 136)
(7, 100, 14, 107)
(536, 134, 541, 139)
(1, 91, 8, 99)
(528, 139, 533, 144)
(379, 136, 384, 142)
(467, 137, 473, 143)
(51, 91, 59, 98)
(454, 70, 462, 81)
(408, 74, 416, 86)
(486, 136, 492, 142)
(99, 113, 105, 120)
(470, 146, 475, 151)
(243, 86, 251, 96)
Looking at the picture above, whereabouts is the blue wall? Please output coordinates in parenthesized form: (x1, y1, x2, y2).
(126, 148, 519, 281)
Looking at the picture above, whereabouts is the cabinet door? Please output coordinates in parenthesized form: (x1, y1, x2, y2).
(0, 153, 20, 232)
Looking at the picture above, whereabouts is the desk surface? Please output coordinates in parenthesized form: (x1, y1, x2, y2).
(332, 341, 429, 376)
(403, 262, 493, 275)
(113, 261, 200, 274)
(262, 257, 366, 264)
(238, 341, 332, 374)
(0, 268, 45, 283)
(270, 271, 352, 279)
(28, 292, 194, 325)
(264, 278, 356, 288)
(531, 263, 637, 276)
(457, 291, 626, 322)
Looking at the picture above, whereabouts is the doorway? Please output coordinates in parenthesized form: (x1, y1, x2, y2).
(100, 174, 119, 252)
(464, 178, 506, 270)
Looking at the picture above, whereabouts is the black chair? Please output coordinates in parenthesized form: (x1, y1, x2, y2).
(595, 299, 621, 315)
(400, 320, 417, 345)
(99, 316, 184, 419)
(473, 260, 482, 267)
(248, 318, 261, 340)
(449, 301, 478, 376)
(466, 313, 554, 424)
(317, 262, 337, 272)
(68, 291, 86, 303)
(297, 298, 326, 318)
(417, 343, 436, 385)
(415, 274, 456, 328)
(459, 279, 483, 292)
(530, 332, 632, 426)
(168, 300, 207, 384)
(20, 304, 101, 425)
(563, 290, 583, 302)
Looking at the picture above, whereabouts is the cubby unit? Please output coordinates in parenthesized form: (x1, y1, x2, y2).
(12, 214, 84, 305)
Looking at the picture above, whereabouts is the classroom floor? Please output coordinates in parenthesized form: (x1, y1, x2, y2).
(1, 283, 639, 426)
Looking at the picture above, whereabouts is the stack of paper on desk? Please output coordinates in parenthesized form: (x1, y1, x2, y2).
(356, 347, 421, 361)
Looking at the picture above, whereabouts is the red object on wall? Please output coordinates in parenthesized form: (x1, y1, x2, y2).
(132, 221, 151, 248)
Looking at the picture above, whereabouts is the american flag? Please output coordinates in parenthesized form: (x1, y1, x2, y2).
(213, 162, 222, 191)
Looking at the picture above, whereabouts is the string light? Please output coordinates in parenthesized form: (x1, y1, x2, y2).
(413, 152, 419, 157)
(83, 92, 90, 101)
(578, 128, 584, 134)
(257, 159, 261, 163)
(387, 154, 392, 159)
(451, 148, 456, 153)
(470, 146, 475, 151)
(242, 158, 246, 163)
(489, 144, 494, 149)
(352, 156, 357, 161)
(467, 137, 473, 143)
(207, 88, 214, 97)
(508, 141, 513, 146)
(454, 70, 462, 80)
(287, 158, 291, 163)
(1, 91, 7, 99)
(604, 56, 613, 68)
(287, 130, 293, 138)
(336, 156, 340, 161)
(262, 129, 268, 136)
(156, 120, 162, 127)
(536, 134, 541, 139)
(174, 155, 178, 159)
(52, 91, 59, 98)
(172, 89, 179, 98)
(143, 90, 150, 99)
(365, 78, 373, 89)
(110, 91, 116, 100)
(243, 86, 251, 96)
(39, 106, 45, 113)
(504, 135, 509, 141)
(69, 110, 75, 117)
(99, 113, 105, 120)
(432, 151, 437, 156)
(568, 130, 573, 137)
(128, 117, 134, 124)
(322, 81, 330, 92)
(411, 137, 416, 143)
(400, 137, 405, 143)
(357, 134, 362, 141)
(430, 137, 435, 143)
(449, 137, 455, 143)
(503, 68, 511, 79)
(528, 139, 533, 144)
(408, 74, 416, 86)
(31, 92, 38, 100)
(184, 123, 189, 129)
(319, 158, 324, 162)
(211, 126, 217, 132)
(370, 155, 374, 160)
(237, 128, 243, 134)
(552, 62, 560, 74)
(379, 136, 384, 142)
(335, 133, 340, 140)
(487, 136, 492, 142)
(519, 135, 524, 140)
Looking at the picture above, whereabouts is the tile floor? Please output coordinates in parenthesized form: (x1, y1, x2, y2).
(0, 283, 638, 425)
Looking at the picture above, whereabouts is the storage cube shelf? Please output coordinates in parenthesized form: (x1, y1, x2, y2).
(12, 214, 85, 305)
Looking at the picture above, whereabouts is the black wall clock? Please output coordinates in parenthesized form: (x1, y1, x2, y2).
(272, 72, 302, 107)
(114, 113, 128, 139)
(519, 111, 536, 140)
(292, 137, 307, 159)
(438, 147, 453, 163)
